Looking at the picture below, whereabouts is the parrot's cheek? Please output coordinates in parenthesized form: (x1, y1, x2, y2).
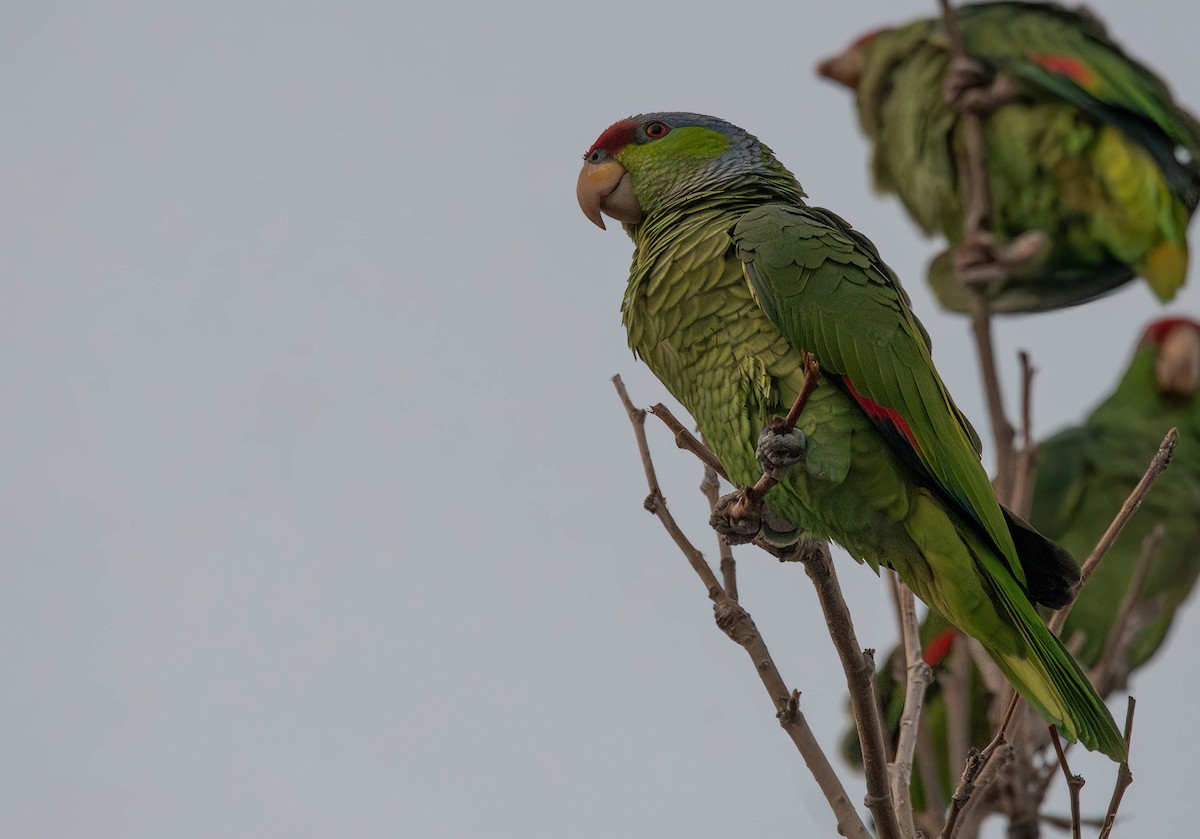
(599, 172, 644, 225)
(577, 160, 643, 229)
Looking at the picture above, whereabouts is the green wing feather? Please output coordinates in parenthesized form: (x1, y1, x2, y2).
(734, 203, 1021, 582)
(732, 202, 1124, 758)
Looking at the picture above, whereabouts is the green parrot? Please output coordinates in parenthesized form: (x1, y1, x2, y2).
(818, 1, 1200, 314)
(845, 316, 1200, 795)
(1037, 316, 1200, 672)
(578, 111, 1124, 758)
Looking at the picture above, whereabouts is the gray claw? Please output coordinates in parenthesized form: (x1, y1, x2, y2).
(756, 424, 808, 478)
(710, 491, 761, 545)
(953, 230, 1048, 286)
(760, 504, 802, 549)
(943, 55, 1018, 114)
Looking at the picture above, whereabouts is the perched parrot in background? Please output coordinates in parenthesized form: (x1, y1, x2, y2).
(577, 111, 1124, 758)
(1037, 316, 1200, 671)
(818, 1, 1200, 314)
(844, 316, 1200, 794)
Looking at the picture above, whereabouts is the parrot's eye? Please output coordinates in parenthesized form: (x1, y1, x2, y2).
(644, 121, 670, 139)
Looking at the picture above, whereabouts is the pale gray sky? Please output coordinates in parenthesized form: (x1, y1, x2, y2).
(3, 1, 1198, 837)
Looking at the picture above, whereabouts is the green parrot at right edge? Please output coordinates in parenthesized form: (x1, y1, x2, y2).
(845, 317, 1200, 802)
(1036, 316, 1200, 671)
(818, 2, 1200, 314)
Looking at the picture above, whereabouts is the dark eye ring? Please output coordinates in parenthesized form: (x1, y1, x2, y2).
(644, 121, 670, 139)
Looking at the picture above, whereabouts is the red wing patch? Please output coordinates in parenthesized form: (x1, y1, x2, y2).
(1028, 52, 1097, 90)
(842, 375, 920, 451)
(923, 627, 960, 667)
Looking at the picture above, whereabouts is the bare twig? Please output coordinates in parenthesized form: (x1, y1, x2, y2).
(942, 639, 972, 788)
(1098, 697, 1136, 839)
(940, 693, 1020, 839)
(969, 296, 1016, 501)
(1049, 428, 1178, 634)
(700, 465, 738, 600)
(1091, 523, 1167, 694)
(1011, 351, 1038, 519)
(650, 404, 729, 481)
(1048, 728, 1084, 839)
(791, 539, 903, 839)
(889, 574, 933, 839)
(613, 375, 872, 839)
(941, 739, 1013, 839)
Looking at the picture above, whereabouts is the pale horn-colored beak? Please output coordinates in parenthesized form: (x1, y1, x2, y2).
(1157, 323, 1200, 396)
(577, 158, 643, 230)
(816, 47, 864, 89)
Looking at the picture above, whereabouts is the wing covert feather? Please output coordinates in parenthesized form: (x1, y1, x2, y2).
(734, 203, 1022, 582)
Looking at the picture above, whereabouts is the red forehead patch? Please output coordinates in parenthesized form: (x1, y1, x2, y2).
(1142, 316, 1200, 345)
(586, 118, 640, 157)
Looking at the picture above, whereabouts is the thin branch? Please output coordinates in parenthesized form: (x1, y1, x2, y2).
(942, 640, 972, 791)
(700, 465, 738, 601)
(650, 403, 729, 481)
(789, 539, 904, 839)
(969, 296, 1016, 502)
(1010, 350, 1038, 519)
(941, 740, 1013, 839)
(1090, 523, 1167, 695)
(1049, 427, 1178, 634)
(940, 694, 1019, 839)
(1048, 728, 1084, 839)
(889, 574, 933, 839)
(1098, 697, 1136, 839)
(612, 375, 872, 839)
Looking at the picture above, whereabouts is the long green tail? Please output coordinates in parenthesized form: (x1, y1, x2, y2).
(977, 548, 1127, 761)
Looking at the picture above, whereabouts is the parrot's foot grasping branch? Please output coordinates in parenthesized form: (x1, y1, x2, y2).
(952, 230, 1049, 288)
(942, 55, 1021, 115)
(700, 465, 739, 601)
(612, 374, 872, 839)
